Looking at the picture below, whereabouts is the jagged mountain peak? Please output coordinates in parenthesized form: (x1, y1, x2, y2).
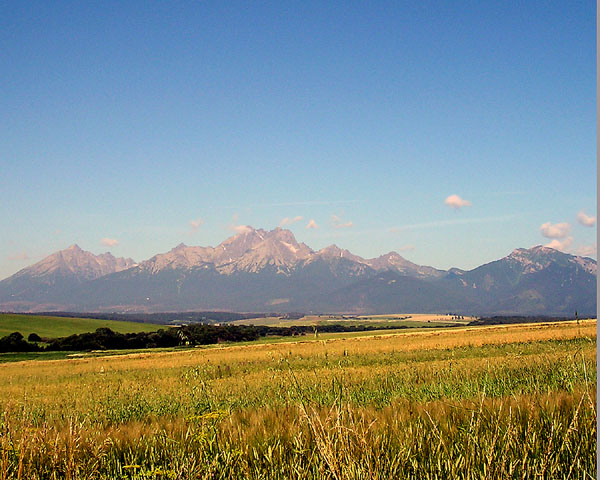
(259, 228, 311, 253)
(370, 251, 410, 264)
(140, 227, 315, 274)
(505, 245, 596, 275)
(510, 245, 558, 259)
(218, 227, 266, 252)
(507, 244, 593, 261)
(217, 227, 313, 274)
(507, 246, 554, 271)
(266, 227, 298, 242)
(319, 244, 341, 254)
(367, 251, 445, 279)
(379, 251, 404, 260)
(317, 244, 362, 260)
(143, 244, 213, 272)
(6, 245, 136, 282)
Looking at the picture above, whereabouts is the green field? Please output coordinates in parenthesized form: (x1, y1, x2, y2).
(0, 320, 594, 479)
(0, 313, 162, 338)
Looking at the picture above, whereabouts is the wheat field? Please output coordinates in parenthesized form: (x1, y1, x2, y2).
(0, 320, 595, 479)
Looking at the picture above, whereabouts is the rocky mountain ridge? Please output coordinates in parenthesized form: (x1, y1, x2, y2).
(137, 227, 443, 278)
(0, 227, 596, 315)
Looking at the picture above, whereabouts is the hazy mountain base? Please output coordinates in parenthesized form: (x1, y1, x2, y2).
(40, 260, 597, 315)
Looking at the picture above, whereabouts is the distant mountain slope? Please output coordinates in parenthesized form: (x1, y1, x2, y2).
(440, 246, 597, 314)
(10, 244, 135, 280)
(0, 229, 595, 315)
(0, 245, 136, 310)
(302, 270, 477, 314)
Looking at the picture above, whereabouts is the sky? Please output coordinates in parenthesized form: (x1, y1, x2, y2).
(0, 1, 596, 279)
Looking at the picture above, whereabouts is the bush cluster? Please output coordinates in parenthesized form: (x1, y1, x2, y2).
(0, 332, 41, 352)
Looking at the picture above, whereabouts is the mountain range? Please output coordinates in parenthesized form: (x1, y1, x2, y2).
(0, 227, 596, 315)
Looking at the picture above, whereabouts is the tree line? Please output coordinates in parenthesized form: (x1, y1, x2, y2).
(467, 315, 584, 326)
(0, 322, 427, 353)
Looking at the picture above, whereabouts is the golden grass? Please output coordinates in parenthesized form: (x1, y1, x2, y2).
(0, 319, 594, 478)
(3, 318, 592, 373)
(232, 312, 476, 326)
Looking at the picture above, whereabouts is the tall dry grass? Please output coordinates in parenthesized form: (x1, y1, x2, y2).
(0, 320, 595, 478)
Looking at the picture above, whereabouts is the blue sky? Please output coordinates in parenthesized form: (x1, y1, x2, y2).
(0, 1, 596, 278)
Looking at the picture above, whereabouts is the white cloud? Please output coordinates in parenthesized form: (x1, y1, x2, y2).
(232, 225, 252, 234)
(335, 221, 353, 229)
(100, 238, 119, 247)
(331, 214, 354, 229)
(545, 236, 573, 252)
(306, 219, 319, 229)
(577, 211, 596, 227)
(540, 222, 571, 239)
(189, 217, 204, 231)
(444, 194, 472, 209)
(576, 244, 596, 257)
(397, 244, 415, 252)
(280, 215, 303, 226)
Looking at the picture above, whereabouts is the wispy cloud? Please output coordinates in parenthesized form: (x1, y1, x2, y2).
(8, 252, 29, 261)
(306, 219, 319, 229)
(337, 221, 354, 228)
(389, 214, 520, 232)
(189, 217, 204, 231)
(331, 214, 354, 229)
(444, 194, 472, 209)
(100, 238, 119, 247)
(226, 213, 255, 235)
(577, 211, 596, 227)
(280, 215, 303, 227)
(224, 200, 358, 209)
(576, 244, 596, 257)
(397, 244, 415, 252)
(540, 222, 570, 239)
(487, 191, 525, 196)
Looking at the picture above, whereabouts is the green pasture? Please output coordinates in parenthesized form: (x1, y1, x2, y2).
(0, 313, 162, 338)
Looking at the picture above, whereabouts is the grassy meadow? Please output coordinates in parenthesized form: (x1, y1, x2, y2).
(0, 314, 161, 338)
(0, 319, 595, 478)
